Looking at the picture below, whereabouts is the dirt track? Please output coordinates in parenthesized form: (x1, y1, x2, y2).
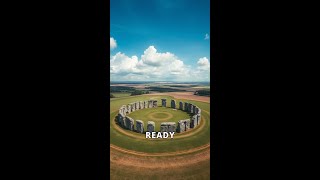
(110, 143, 210, 157)
(110, 147, 210, 169)
(145, 92, 210, 103)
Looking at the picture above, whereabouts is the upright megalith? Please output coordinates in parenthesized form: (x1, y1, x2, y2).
(139, 101, 144, 110)
(117, 113, 125, 127)
(160, 122, 176, 132)
(189, 104, 194, 113)
(197, 114, 201, 125)
(125, 116, 134, 131)
(177, 119, 190, 133)
(179, 101, 183, 110)
(144, 100, 148, 108)
(184, 102, 189, 112)
(147, 121, 155, 132)
(161, 99, 167, 107)
(171, 99, 176, 109)
(136, 120, 144, 133)
(121, 105, 127, 115)
(131, 103, 135, 112)
(127, 104, 131, 114)
(190, 115, 198, 128)
(135, 101, 140, 110)
(153, 100, 158, 108)
(148, 100, 153, 108)
(168, 122, 176, 132)
(193, 105, 196, 114)
(195, 106, 200, 114)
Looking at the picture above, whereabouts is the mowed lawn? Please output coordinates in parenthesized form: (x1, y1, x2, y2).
(110, 94, 210, 153)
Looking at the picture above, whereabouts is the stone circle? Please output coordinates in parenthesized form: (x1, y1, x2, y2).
(115, 99, 202, 134)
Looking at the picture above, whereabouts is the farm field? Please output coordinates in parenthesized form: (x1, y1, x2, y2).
(111, 92, 131, 98)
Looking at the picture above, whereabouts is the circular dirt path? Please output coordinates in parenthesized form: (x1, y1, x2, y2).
(147, 112, 173, 121)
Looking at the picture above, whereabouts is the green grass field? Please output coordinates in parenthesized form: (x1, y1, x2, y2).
(110, 94, 210, 153)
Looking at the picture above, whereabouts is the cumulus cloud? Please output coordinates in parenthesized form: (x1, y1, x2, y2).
(197, 57, 210, 70)
(110, 45, 210, 81)
(110, 37, 117, 50)
(204, 33, 210, 40)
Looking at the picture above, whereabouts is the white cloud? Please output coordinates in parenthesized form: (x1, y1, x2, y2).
(110, 45, 210, 81)
(110, 37, 117, 50)
(205, 33, 210, 40)
(197, 57, 210, 70)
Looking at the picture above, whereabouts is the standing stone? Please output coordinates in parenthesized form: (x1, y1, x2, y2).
(131, 103, 135, 112)
(190, 104, 194, 113)
(161, 99, 167, 107)
(167, 122, 176, 132)
(153, 100, 158, 108)
(127, 104, 131, 114)
(125, 116, 134, 131)
(171, 99, 176, 109)
(139, 101, 144, 109)
(177, 119, 190, 133)
(160, 122, 176, 132)
(136, 120, 144, 133)
(148, 100, 153, 108)
(190, 115, 198, 128)
(195, 106, 199, 114)
(122, 105, 127, 115)
(144, 100, 148, 108)
(197, 114, 201, 125)
(147, 121, 155, 132)
(193, 105, 196, 114)
(179, 101, 183, 110)
(135, 101, 140, 110)
(117, 113, 125, 127)
(198, 108, 201, 114)
(184, 102, 189, 112)
(160, 122, 169, 132)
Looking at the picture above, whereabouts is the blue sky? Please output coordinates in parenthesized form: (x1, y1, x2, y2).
(110, 0, 210, 82)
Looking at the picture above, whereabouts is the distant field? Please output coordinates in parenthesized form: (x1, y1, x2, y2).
(111, 92, 131, 98)
(191, 86, 210, 89)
